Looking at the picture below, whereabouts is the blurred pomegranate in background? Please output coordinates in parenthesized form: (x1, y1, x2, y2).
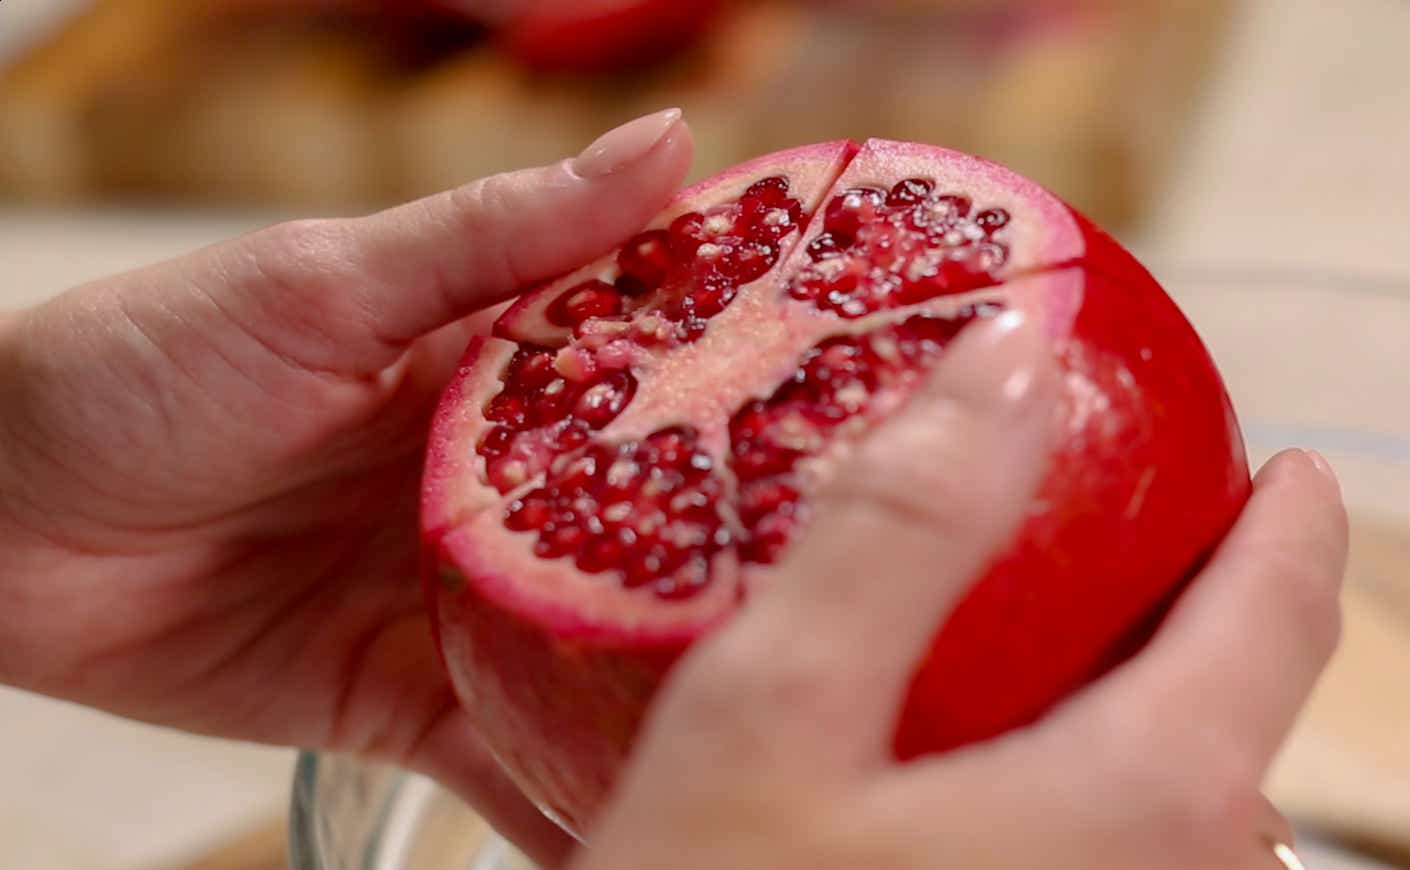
(470, 0, 726, 73)
(0, 0, 1233, 230)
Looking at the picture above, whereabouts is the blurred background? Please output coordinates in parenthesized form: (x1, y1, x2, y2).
(0, 1, 1407, 868)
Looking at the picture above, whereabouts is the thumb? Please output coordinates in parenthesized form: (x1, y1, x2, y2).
(725, 310, 1059, 756)
(213, 108, 693, 373)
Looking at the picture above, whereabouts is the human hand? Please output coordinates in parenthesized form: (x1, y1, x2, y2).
(574, 311, 1348, 870)
(0, 109, 692, 869)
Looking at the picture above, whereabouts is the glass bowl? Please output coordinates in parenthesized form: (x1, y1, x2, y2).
(290, 269, 1410, 870)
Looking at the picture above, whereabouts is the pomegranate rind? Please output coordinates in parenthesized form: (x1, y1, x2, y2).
(896, 265, 1249, 756)
(502, 0, 726, 75)
(420, 140, 1251, 835)
(422, 336, 520, 537)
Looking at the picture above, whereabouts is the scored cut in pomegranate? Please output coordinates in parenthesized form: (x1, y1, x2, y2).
(421, 139, 1250, 835)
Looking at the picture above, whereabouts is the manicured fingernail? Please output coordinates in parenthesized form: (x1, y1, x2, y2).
(1304, 449, 1339, 484)
(929, 309, 1053, 416)
(572, 108, 683, 178)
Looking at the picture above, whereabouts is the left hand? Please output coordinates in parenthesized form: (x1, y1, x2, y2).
(0, 108, 692, 868)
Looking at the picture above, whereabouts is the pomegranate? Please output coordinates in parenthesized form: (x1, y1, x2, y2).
(421, 139, 1249, 834)
(498, 0, 726, 74)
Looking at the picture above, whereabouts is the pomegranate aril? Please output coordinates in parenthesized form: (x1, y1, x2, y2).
(614, 275, 651, 298)
(667, 212, 707, 259)
(618, 230, 674, 290)
(577, 538, 625, 574)
(935, 194, 973, 219)
(737, 478, 800, 525)
(505, 494, 553, 531)
(823, 188, 883, 239)
(744, 175, 791, 206)
(558, 419, 592, 451)
(975, 208, 1011, 232)
(887, 177, 934, 207)
(807, 233, 842, 260)
(547, 280, 622, 328)
(503, 424, 728, 593)
(739, 512, 796, 565)
(731, 443, 803, 482)
(485, 394, 528, 426)
(722, 242, 775, 283)
(529, 380, 574, 426)
(623, 176, 806, 347)
(788, 183, 1012, 317)
(556, 452, 602, 495)
(573, 371, 638, 430)
(507, 348, 558, 391)
(478, 425, 514, 459)
(535, 524, 587, 558)
(687, 286, 733, 319)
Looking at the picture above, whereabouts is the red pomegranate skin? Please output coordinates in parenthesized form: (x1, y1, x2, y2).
(499, 0, 726, 74)
(420, 139, 1250, 834)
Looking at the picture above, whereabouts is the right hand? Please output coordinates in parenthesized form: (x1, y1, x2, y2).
(572, 311, 1348, 870)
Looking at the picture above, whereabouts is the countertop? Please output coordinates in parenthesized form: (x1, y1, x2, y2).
(1, 0, 1407, 867)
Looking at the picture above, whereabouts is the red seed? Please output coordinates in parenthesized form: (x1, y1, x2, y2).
(548, 280, 622, 328)
(509, 349, 558, 391)
(935, 194, 973, 219)
(887, 177, 934, 207)
(737, 478, 800, 525)
(744, 175, 791, 206)
(557, 419, 592, 451)
(976, 208, 1011, 232)
(536, 524, 587, 559)
(667, 212, 707, 259)
(477, 425, 514, 459)
(807, 233, 842, 260)
(529, 380, 577, 426)
(573, 371, 637, 430)
(823, 188, 884, 239)
(485, 393, 528, 426)
(721, 241, 775, 283)
(505, 494, 553, 531)
(577, 538, 624, 574)
(618, 230, 674, 290)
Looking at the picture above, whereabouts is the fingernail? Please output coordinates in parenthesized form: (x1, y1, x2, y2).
(928, 309, 1053, 416)
(1303, 449, 1340, 484)
(572, 108, 683, 178)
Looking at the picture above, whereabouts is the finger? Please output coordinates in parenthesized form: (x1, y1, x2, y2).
(704, 310, 1059, 757)
(215, 108, 692, 374)
(1076, 448, 1348, 777)
(1257, 794, 1296, 851)
(409, 707, 577, 869)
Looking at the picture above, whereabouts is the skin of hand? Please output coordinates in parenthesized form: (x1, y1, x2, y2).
(0, 108, 693, 870)
(573, 312, 1349, 870)
(0, 104, 1348, 868)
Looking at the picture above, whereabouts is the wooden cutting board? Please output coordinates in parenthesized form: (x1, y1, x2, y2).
(181, 514, 1410, 869)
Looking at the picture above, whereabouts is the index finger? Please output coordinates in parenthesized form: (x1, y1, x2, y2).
(696, 311, 1059, 760)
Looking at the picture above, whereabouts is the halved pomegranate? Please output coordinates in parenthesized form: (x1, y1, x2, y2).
(421, 139, 1250, 834)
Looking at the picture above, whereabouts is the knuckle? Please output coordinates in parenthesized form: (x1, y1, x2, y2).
(444, 177, 523, 286)
(254, 218, 349, 278)
(1113, 735, 1261, 863)
(829, 437, 980, 538)
(674, 628, 835, 724)
(826, 405, 1024, 546)
(1263, 548, 1343, 661)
